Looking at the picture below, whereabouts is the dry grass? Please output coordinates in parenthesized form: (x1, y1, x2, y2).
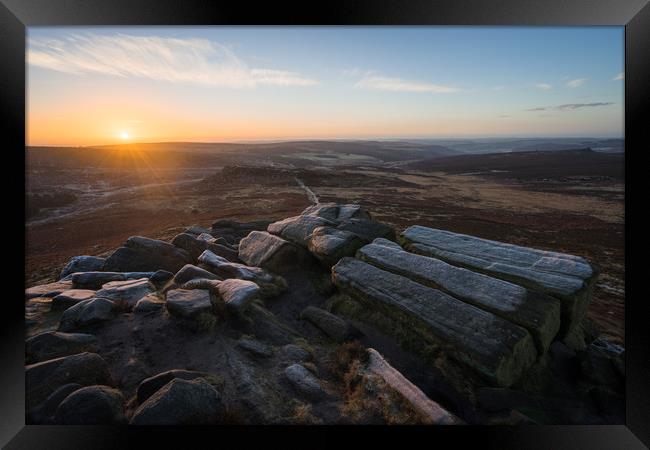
(291, 402, 323, 425)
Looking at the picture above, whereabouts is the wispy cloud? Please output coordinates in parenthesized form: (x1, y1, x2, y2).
(535, 83, 553, 91)
(525, 102, 614, 112)
(355, 75, 461, 94)
(566, 78, 587, 88)
(28, 33, 318, 88)
(613, 72, 624, 80)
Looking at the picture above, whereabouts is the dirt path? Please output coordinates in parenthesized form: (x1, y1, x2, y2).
(295, 177, 319, 204)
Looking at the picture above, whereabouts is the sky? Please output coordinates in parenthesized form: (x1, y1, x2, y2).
(27, 27, 624, 146)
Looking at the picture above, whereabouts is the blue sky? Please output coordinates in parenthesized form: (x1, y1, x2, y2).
(27, 27, 624, 145)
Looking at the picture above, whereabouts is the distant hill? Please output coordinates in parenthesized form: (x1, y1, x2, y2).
(403, 148, 624, 181)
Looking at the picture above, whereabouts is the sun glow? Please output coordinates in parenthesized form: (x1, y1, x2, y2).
(119, 131, 130, 140)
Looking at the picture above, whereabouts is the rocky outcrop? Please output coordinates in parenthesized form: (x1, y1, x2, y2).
(104, 236, 191, 273)
(172, 232, 240, 262)
(332, 257, 537, 387)
(357, 238, 561, 352)
(198, 250, 286, 297)
(26, 352, 113, 410)
(399, 226, 597, 343)
(238, 231, 308, 272)
(130, 378, 224, 425)
(52, 385, 126, 424)
(59, 255, 106, 280)
(265, 203, 395, 267)
(133, 294, 165, 314)
(26, 331, 98, 364)
(58, 298, 116, 332)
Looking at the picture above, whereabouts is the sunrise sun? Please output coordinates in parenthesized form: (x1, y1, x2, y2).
(119, 131, 130, 140)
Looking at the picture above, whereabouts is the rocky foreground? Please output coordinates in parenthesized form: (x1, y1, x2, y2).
(25, 203, 625, 425)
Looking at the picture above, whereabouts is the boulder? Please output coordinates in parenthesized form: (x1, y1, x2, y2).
(336, 218, 395, 243)
(300, 306, 360, 343)
(25, 280, 73, 300)
(51, 289, 96, 311)
(173, 264, 220, 285)
(136, 369, 213, 404)
(238, 231, 308, 272)
(237, 338, 273, 358)
(29, 383, 82, 424)
(399, 226, 598, 341)
(357, 239, 561, 352)
(58, 298, 116, 332)
(95, 278, 153, 310)
(130, 378, 224, 425)
(70, 271, 154, 290)
(25, 352, 112, 410)
(53, 385, 126, 424)
(26, 331, 98, 364)
(133, 294, 165, 314)
(198, 250, 286, 297)
(103, 236, 191, 273)
(307, 226, 364, 266)
(284, 364, 327, 400)
(59, 256, 106, 280)
(165, 289, 214, 319)
(149, 270, 174, 290)
(301, 202, 372, 222)
(267, 215, 337, 247)
(171, 232, 240, 262)
(217, 279, 260, 319)
(332, 257, 537, 387)
(366, 348, 460, 425)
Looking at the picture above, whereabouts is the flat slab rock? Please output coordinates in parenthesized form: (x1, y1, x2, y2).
(366, 348, 461, 425)
(95, 278, 153, 309)
(136, 369, 212, 404)
(238, 230, 307, 272)
(332, 257, 537, 387)
(300, 306, 359, 343)
(25, 280, 73, 300)
(51, 289, 97, 311)
(399, 226, 597, 336)
(357, 239, 561, 352)
(71, 271, 154, 290)
(217, 279, 260, 318)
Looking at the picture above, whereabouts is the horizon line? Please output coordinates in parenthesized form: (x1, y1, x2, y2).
(26, 135, 625, 148)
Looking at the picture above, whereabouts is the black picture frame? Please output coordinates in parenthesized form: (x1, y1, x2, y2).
(1, 0, 648, 448)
